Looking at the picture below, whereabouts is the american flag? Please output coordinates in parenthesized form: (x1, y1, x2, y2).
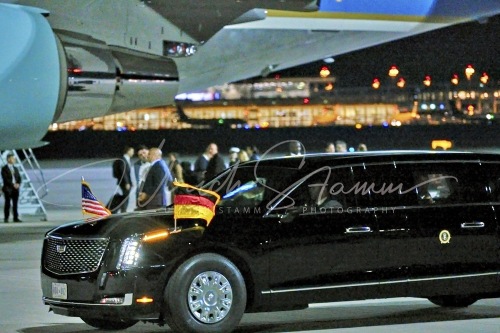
(81, 179, 111, 216)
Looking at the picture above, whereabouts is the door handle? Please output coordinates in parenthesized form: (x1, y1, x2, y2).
(345, 226, 372, 233)
(460, 222, 485, 229)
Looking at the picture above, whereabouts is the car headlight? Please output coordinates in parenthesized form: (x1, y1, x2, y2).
(116, 237, 141, 270)
(116, 230, 171, 270)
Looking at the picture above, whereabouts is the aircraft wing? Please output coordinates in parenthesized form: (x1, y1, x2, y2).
(146, 0, 318, 43)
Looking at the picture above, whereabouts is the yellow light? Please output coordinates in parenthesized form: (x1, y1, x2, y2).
(396, 78, 405, 88)
(480, 72, 489, 84)
(136, 296, 154, 303)
(423, 75, 431, 87)
(388, 65, 399, 78)
(355, 123, 362, 129)
(451, 74, 459, 85)
(372, 78, 380, 89)
(319, 66, 330, 78)
(143, 230, 169, 242)
(465, 64, 475, 80)
(325, 82, 334, 91)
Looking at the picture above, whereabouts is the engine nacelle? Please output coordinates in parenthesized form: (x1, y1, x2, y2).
(0, 4, 63, 149)
(0, 4, 179, 150)
(56, 32, 180, 123)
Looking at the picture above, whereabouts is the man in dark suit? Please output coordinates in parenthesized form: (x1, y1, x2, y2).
(133, 145, 150, 204)
(194, 143, 218, 184)
(138, 148, 173, 210)
(1, 153, 22, 222)
(205, 153, 226, 181)
(112, 146, 134, 213)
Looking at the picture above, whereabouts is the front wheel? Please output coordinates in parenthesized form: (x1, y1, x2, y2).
(80, 317, 137, 330)
(428, 295, 478, 307)
(164, 253, 247, 333)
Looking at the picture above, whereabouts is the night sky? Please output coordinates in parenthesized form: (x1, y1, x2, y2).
(279, 14, 500, 88)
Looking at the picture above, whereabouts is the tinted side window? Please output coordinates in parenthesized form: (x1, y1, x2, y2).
(272, 166, 356, 213)
(399, 162, 489, 205)
(347, 164, 416, 208)
(482, 162, 500, 202)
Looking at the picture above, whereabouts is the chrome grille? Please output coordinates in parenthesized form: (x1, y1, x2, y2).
(44, 236, 109, 274)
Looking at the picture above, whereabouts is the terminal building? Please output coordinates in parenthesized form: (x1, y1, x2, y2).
(51, 77, 499, 131)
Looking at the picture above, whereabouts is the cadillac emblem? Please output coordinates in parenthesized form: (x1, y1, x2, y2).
(56, 245, 67, 253)
(439, 230, 451, 244)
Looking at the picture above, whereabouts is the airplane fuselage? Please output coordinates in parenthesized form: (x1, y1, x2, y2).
(1, 0, 499, 149)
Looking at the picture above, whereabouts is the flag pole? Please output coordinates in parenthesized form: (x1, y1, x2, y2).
(81, 176, 85, 216)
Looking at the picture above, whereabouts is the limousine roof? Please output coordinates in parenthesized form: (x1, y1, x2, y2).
(245, 150, 500, 170)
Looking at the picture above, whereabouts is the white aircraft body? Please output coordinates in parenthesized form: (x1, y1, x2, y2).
(1, 0, 499, 149)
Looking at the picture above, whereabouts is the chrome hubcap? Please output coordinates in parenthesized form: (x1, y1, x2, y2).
(188, 271, 233, 324)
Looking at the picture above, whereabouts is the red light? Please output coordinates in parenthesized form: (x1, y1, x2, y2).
(319, 66, 330, 78)
(274, 74, 280, 80)
(303, 98, 310, 104)
(480, 72, 489, 84)
(423, 75, 431, 87)
(68, 68, 82, 73)
(388, 65, 399, 77)
(396, 77, 405, 88)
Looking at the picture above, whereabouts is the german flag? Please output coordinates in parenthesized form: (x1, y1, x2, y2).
(173, 182, 220, 225)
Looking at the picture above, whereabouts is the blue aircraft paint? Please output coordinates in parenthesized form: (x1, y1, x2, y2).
(318, 0, 500, 18)
(319, 0, 435, 16)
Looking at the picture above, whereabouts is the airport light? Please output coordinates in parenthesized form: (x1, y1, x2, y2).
(388, 65, 399, 78)
(423, 75, 431, 87)
(451, 74, 459, 85)
(480, 72, 489, 84)
(465, 64, 475, 80)
(467, 104, 475, 115)
(319, 66, 331, 78)
(396, 77, 406, 88)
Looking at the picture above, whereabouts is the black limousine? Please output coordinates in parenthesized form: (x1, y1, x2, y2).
(41, 151, 500, 332)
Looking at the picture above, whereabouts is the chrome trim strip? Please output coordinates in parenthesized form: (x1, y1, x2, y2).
(261, 272, 498, 295)
(461, 222, 485, 228)
(43, 293, 133, 306)
(345, 226, 372, 233)
(46, 235, 109, 241)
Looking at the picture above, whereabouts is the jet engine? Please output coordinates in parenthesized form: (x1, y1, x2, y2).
(0, 4, 179, 150)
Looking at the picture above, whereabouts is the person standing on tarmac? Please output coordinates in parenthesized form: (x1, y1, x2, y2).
(112, 146, 134, 212)
(133, 145, 150, 202)
(138, 148, 173, 210)
(194, 143, 218, 183)
(1, 153, 22, 222)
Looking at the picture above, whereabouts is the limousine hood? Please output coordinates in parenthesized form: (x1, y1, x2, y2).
(46, 208, 177, 240)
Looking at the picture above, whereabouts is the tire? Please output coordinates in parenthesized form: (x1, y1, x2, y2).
(428, 295, 478, 307)
(80, 317, 137, 330)
(164, 253, 247, 333)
